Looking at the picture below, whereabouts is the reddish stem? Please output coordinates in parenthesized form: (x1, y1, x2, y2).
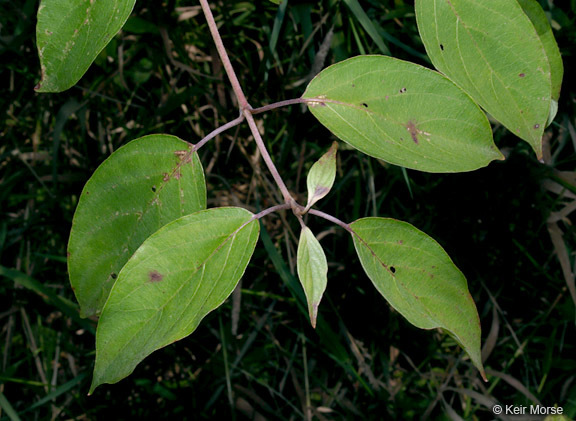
(198, 0, 250, 110)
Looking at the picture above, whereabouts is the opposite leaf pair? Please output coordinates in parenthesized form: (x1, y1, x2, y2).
(70, 136, 485, 392)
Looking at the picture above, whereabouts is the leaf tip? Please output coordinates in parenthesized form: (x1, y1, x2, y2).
(309, 305, 318, 329)
(88, 381, 98, 396)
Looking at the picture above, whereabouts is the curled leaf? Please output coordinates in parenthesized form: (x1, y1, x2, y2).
(305, 142, 338, 211)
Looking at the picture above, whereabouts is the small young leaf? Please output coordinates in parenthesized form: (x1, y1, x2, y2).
(415, 0, 554, 157)
(90, 207, 260, 393)
(302, 55, 503, 173)
(68, 135, 206, 318)
(350, 217, 485, 380)
(305, 142, 338, 211)
(36, 0, 136, 92)
(297, 227, 328, 328)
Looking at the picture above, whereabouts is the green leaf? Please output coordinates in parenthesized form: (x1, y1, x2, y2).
(297, 227, 328, 328)
(415, 0, 553, 157)
(305, 142, 337, 211)
(90, 207, 260, 393)
(303, 55, 503, 173)
(36, 0, 136, 92)
(350, 217, 485, 379)
(516, 0, 563, 102)
(68, 135, 206, 318)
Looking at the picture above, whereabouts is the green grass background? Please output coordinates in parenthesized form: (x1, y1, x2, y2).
(1, 0, 575, 419)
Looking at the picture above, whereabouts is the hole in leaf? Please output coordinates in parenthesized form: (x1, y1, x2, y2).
(362, 103, 368, 108)
(390, 266, 396, 273)
(399, 87, 407, 93)
(151, 186, 157, 192)
(111, 273, 118, 279)
(534, 124, 540, 129)
(440, 44, 444, 50)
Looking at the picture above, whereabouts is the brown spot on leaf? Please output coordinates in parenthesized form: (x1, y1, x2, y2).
(519, 73, 525, 77)
(534, 124, 540, 129)
(162, 173, 170, 182)
(174, 150, 192, 163)
(405, 120, 420, 144)
(148, 270, 163, 283)
(174, 169, 181, 180)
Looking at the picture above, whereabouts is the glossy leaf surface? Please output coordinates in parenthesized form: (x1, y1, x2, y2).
(351, 217, 485, 378)
(90, 207, 260, 393)
(303, 55, 502, 173)
(415, 0, 553, 156)
(68, 135, 206, 318)
(305, 142, 337, 211)
(36, 0, 136, 92)
(297, 227, 328, 328)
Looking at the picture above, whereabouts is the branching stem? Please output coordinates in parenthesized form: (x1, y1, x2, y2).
(200, 0, 294, 204)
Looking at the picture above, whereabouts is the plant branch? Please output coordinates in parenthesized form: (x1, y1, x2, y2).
(200, 0, 295, 205)
(193, 113, 245, 152)
(198, 0, 250, 109)
(244, 110, 294, 203)
(252, 203, 292, 220)
(251, 98, 307, 114)
(307, 209, 353, 234)
(251, 97, 360, 115)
